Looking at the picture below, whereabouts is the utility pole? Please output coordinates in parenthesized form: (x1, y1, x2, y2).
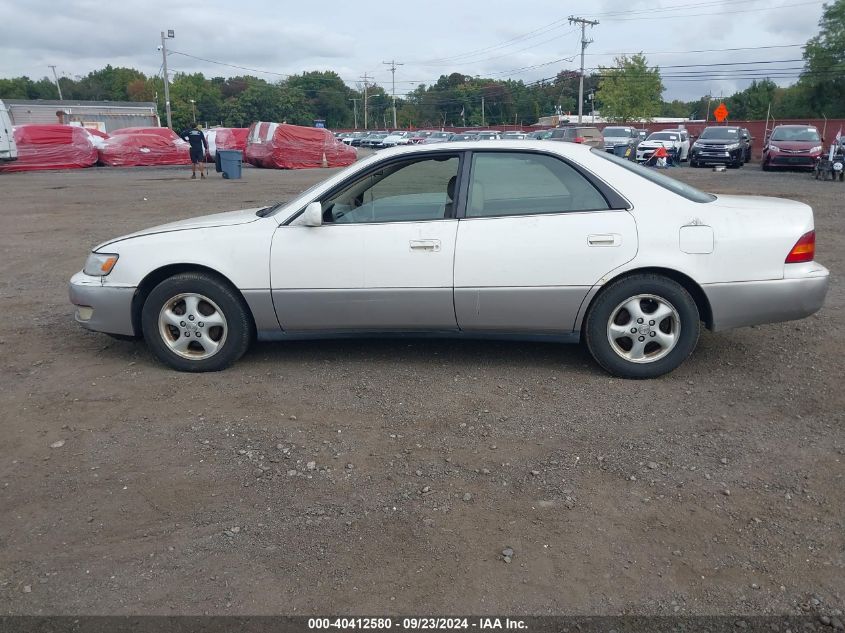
(48, 65, 63, 100)
(382, 59, 404, 129)
(568, 16, 599, 124)
(360, 73, 371, 130)
(481, 95, 485, 127)
(349, 98, 360, 129)
(160, 30, 175, 129)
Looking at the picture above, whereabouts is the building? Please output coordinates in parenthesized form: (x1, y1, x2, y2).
(4, 99, 160, 132)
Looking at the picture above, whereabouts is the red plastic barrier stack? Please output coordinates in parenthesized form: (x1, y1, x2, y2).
(214, 127, 248, 154)
(99, 128, 191, 167)
(0, 125, 98, 173)
(245, 122, 357, 169)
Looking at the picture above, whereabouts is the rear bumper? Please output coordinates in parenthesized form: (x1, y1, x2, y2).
(69, 272, 136, 336)
(704, 264, 829, 331)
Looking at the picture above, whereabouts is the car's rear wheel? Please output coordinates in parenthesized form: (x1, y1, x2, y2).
(584, 274, 700, 379)
(141, 272, 253, 372)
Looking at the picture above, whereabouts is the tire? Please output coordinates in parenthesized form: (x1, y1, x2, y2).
(690, 160, 698, 168)
(584, 274, 700, 379)
(762, 160, 771, 172)
(141, 272, 253, 372)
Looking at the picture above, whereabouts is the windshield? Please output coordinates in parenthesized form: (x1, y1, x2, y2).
(591, 148, 715, 203)
(603, 127, 632, 136)
(770, 127, 820, 142)
(700, 127, 740, 140)
(648, 132, 679, 141)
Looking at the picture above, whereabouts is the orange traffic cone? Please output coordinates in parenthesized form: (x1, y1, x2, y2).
(321, 152, 328, 168)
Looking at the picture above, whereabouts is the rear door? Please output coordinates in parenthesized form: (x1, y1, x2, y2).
(453, 150, 638, 333)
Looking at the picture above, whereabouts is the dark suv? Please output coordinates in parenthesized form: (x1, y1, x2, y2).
(689, 126, 746, 167)
(548, 126, 603, 148)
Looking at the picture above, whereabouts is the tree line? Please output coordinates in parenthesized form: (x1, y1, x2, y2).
(1, 0, 842, 130)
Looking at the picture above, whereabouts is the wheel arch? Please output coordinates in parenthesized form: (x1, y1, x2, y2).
(131, 263, 257, 337)
(580, 267, 713, 332)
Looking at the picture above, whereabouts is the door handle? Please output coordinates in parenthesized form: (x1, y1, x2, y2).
(588, 233, 622, 247)
(409, 239, 441, 252)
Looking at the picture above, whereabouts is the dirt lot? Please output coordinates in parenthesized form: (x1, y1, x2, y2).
(0, 158, 842, 616)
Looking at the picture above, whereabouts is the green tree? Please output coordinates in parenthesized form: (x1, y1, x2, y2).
(801, 0, 845, 117)
(596, 54, 663, 122)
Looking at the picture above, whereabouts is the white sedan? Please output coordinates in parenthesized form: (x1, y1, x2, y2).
(637, 130, 690, 162)
(69, 141, 829, 378)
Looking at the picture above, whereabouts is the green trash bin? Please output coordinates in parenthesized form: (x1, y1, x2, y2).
(217, 150, 243, 179)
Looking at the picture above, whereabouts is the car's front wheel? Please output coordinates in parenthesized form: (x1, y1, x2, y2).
(584, 274, 700, 379)
(141, 272, 253, 372)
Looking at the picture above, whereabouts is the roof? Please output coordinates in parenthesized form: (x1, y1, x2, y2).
(4, 99, 157, 109)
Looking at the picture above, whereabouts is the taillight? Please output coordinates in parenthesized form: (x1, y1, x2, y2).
(574, 137, 585, 143)
(785, 230, 815, 263)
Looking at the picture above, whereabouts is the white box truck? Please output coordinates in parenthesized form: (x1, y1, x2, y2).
(0, 100, 18, 162)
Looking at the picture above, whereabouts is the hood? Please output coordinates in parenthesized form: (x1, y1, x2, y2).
(640, 140, 678, 148)
(694, 138, 738, 146)
(768, 139, 821, 151)
(603, 135, 632, 142)
(95, 207, 263, 250)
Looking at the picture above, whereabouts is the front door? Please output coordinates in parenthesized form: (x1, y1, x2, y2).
(270, 153, 463, 332)
(454, 150, 638, 333)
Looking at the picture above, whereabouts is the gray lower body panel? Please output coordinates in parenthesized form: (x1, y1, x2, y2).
(242, 289, 281, 332)
(704, 274, 829, 331)
(272, 288, 458, 331)
(68, 279, 136, 336)
(454, 286, 590, 333)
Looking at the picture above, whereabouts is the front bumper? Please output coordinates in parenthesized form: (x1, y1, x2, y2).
(690, 146, 742, 164)
(704, 264, 829, 331)
(766, 153, 820, 168)
(69, 272, 137, 336)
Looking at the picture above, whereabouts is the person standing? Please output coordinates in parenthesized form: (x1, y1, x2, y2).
(181, 123, 209, 179)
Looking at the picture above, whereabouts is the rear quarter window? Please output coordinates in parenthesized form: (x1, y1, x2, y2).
(590, 148, 715, 203)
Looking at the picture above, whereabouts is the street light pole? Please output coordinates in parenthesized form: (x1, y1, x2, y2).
(160, 30, 175, 129)
(190, 99, 196, 123)
(349, 98, 360, 129)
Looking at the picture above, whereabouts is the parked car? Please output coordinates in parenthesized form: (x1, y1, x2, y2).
(740, 128, 753, 162)
(69, 141, 828, 379)
(448, 133, 478, 142)
(636, 130, 649, 143)
(602, 126, 641, 153)
(360, 132, 390, 148)
(547, 126, 603, 148)
(502, 131, 529, 140)
(636, 130, 690, 163)
(340, 132, 365, 145)
(762, 125, 823, 171)
(409, 130, 438, 144)
(0, 99, 18, 162)
(422, 131, 453, 144)
(689, 126, 746, 168)
(382, 131, 414, 147)
(528, 130, 553, 140)
(474, 131, 501, 140)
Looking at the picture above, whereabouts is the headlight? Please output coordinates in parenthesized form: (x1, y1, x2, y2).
(726, 142, 740, 150)
(810, 146, 822, 154)
(768, 145, 781, 152)
(83, 252, 119, 276)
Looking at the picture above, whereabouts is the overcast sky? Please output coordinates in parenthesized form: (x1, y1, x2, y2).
(0, 0, 826, 104)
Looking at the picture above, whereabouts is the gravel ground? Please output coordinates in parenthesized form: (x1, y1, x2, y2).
(0, 158, 842, 616)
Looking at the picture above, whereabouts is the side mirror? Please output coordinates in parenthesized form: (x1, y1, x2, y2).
(303, 201, 322, 227)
